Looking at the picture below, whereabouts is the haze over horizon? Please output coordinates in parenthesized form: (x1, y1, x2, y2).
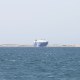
(0, 0, 80, 44)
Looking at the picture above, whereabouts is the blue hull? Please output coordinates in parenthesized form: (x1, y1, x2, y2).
(34, 42, 48, 47)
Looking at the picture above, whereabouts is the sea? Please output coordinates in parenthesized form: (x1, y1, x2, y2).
(0, 47, 80, 80)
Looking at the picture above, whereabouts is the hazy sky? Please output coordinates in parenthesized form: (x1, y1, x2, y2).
(0, 0, 80, 44)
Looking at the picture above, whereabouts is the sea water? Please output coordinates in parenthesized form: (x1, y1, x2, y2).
(0, 47, 80, 80)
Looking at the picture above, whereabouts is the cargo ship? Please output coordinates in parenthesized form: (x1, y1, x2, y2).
(34, 39, 48, 47)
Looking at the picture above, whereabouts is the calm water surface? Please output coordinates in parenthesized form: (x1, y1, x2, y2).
(0, 47, 80, 80)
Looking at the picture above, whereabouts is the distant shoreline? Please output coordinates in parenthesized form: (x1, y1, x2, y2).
(0, 44, 80, 47)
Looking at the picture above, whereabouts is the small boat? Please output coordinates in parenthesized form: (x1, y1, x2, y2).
(34, 39, 48, 47)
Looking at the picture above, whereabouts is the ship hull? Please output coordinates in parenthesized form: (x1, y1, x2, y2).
(34, 41, 48, 47)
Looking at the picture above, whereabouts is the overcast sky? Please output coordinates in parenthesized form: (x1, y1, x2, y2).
(0, 0, 80, 44)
